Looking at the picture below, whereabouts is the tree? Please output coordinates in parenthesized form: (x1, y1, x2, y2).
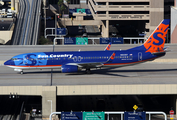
(66, 0, 70, 14)
(38, 36, 52, 45)
(58, 0, 67, 16)
(61, 5, 66, 15)
(58, 0, 63, 16)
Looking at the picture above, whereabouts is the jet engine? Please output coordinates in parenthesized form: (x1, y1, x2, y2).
(61, 65, 80, 73)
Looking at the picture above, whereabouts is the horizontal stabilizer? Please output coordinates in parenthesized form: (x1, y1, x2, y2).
(152, 51, 166, 55)
(163, 46, 170, 52)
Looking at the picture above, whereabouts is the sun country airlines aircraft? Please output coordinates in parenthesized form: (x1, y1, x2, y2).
(4, 19, 170, 74)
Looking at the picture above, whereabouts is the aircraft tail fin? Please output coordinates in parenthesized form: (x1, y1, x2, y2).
(143, 19, 170, 53)
(129, 19, 170, 53)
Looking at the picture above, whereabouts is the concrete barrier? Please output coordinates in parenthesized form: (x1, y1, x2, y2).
(0, 39, 5, 44)
(0, 31, 13, 44)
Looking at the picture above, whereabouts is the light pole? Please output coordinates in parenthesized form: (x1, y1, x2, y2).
(43, 0, 47, 32)
(47, 100, 52, 114)
(55, 13, 59, 38)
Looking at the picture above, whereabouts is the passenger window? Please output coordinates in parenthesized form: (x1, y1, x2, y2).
(129, 56, 133, 58)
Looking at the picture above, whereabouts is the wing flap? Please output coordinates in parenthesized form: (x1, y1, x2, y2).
(66, 62, 103, 68)
(65, 52, 116, 68)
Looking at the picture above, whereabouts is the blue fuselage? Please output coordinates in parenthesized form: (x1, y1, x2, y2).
(4, 49, 164, 70)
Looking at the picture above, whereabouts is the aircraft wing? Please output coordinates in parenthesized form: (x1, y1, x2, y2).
(65, 52, 116, 68)
(66, 62, 103, 68)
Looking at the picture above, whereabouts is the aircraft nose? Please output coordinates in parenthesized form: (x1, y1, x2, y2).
(4, 60, 15, 66)
(4, 60, 10, 65)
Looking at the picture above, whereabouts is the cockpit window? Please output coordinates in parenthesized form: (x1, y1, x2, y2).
(10, 58, 17, 61)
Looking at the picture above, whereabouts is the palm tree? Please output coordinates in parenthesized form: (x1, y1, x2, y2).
(58, 0, 63, 16)
(61, 5, 66, 15)
(66, 0, 70, 14)
(58, 0, 67, 16)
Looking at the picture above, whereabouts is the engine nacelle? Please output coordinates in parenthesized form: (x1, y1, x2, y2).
(61, 65, 79, 73)
(14, 69, 22, 72)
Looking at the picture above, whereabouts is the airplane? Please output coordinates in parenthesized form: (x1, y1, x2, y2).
(4, 19, 170, 74)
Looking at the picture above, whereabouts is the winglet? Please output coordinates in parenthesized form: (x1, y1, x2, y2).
(110, 53, 116, 60)
(104, 42, 112, 51)
(106, 52, 116, 63)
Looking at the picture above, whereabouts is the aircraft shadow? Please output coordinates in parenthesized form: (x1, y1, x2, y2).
(84, 68, 177, 77)
(24, 68, 177, 77)
(24, 70, 61, 74)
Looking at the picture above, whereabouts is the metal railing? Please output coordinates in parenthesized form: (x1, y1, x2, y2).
(49, 111, 167, 120)
(45, 28, 64, 39)
(53, 37, 98, 46)
(45, 28, 56, 38)
(52, 37, 146, 45)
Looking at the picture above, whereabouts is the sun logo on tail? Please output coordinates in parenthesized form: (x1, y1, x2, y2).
(144, 20, 170, 53)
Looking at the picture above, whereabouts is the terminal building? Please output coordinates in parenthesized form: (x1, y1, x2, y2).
(171, 0, 177, 43)
(53, 0, 174, 42)
(1, 0, 177, 119)
(0, 0, 175, 44)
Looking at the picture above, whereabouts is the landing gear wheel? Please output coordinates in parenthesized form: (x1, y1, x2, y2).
(86, 68, 91, 74)
(20, 71, 23, 75)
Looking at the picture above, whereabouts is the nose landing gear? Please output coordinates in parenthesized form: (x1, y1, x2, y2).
(20, 71, 24, 75)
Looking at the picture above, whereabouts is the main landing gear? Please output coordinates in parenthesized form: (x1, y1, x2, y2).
(86, 68, 91, 74)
